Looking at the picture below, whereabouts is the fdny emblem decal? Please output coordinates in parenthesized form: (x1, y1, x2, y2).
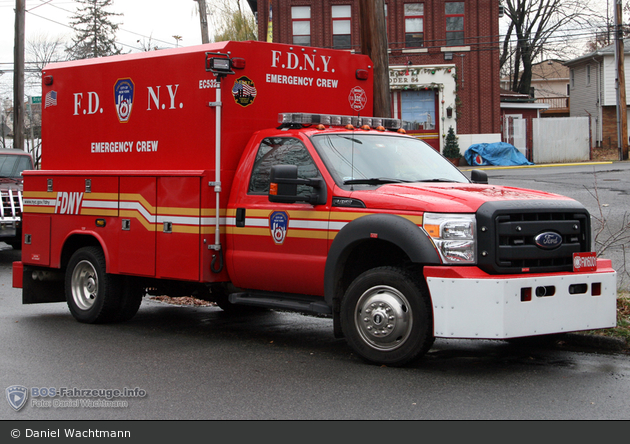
(270, 211, 289, 245)
(348, 86, 367, 111)
(232, 76, 257, 107)
(114, 78, 135, 123)
(6, 385, 28, 411)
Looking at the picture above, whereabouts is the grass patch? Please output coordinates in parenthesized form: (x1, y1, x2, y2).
(583, 290, 630, 344)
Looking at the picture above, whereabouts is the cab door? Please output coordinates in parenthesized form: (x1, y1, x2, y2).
(229, 137, 329, 296)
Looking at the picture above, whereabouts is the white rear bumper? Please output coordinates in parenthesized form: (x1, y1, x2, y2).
(424, 260, 617, 339)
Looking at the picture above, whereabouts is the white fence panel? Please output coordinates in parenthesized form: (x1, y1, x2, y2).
(532, 117, 590, 164)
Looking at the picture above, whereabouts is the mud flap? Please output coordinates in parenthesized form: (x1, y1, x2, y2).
(22, 265, 66, 304)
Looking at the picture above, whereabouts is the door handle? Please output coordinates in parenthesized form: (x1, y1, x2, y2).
(236, 208, 246, 227)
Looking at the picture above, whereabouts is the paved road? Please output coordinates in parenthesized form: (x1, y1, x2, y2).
(1, 246, 629, 420)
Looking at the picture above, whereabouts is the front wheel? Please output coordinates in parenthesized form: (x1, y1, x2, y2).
(65, 246, 122, 324)
(341, 267, 434, 366)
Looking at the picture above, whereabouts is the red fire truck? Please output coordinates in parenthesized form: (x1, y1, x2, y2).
(13, 41, 617, 366)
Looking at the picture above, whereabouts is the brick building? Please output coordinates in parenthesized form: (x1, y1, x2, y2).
(246, 0, 502, 152)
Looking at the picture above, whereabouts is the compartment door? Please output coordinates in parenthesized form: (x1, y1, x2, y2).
(119, 177, 157, 277)
(156, 177, 201, 281)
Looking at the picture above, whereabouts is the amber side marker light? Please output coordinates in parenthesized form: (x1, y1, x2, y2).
(95, 219, 106, 227)
(269, 183, 278, 195)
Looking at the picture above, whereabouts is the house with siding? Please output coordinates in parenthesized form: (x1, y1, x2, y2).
(501, 59, 570, 117)
(246, 0, 502, 153)
(564, 41, 630, 149)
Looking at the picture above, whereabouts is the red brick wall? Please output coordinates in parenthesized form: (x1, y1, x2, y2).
(253, 0, 501, 135)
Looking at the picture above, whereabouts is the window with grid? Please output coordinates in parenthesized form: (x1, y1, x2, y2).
(332, 5, 351, 49)
(404, 3, 424, 48)
(445, 2, 465, 46)
(292, 6, 311, 46)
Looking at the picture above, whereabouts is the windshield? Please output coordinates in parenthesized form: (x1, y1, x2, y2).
(311, 133, 469, 187)
(0, 154, 33, 179)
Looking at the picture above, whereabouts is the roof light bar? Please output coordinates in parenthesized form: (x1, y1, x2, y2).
(278, 113, 402, 130)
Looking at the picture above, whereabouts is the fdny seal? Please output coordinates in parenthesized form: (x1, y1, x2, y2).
(114, 78, 135, 123)
(348, 86, 367, 111)
(270, 211, 289, 245)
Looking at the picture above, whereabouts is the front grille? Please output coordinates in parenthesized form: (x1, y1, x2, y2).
(477, 200, 591, 274)
(1, 188, 23, 222)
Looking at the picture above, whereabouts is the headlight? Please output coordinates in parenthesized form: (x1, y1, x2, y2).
(423, 213, 476, 264)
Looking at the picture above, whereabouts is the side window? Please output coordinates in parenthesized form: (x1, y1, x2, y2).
(249, 138, 321, 197)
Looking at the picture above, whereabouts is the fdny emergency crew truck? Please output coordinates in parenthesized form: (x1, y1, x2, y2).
(13, 41, 617, 366)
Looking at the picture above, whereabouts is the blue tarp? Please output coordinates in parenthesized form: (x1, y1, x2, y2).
(464, 142, 534, 166)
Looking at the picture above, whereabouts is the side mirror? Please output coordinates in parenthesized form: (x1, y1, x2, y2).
(470, 169, 488, 184)
(268, 165, 327, 205)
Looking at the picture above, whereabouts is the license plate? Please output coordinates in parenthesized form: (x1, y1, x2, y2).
(573, 252, 597, 272)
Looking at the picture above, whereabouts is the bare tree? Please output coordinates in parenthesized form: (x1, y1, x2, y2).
(206, 0, 256, 42)
(26, 34, 66, 86)
(501, 0, 603, 95)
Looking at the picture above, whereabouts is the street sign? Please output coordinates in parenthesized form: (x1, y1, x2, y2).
(30, 96, 42, 104)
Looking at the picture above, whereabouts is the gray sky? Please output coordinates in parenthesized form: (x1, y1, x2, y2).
(0, 0, 225, 98)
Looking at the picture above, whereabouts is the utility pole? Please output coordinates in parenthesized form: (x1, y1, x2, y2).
(194, 0, 210, 44)
(13, 0, 25, 151)
(359, 0, 391, 118)
(614, 0, 628, 160)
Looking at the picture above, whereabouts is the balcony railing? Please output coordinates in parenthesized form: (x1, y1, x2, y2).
(535, 96, 570, 110)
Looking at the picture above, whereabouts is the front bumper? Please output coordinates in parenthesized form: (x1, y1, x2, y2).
(424, 259, 617, 339)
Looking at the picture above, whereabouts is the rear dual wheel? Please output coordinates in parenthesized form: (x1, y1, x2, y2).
(341, 267, 434, 366)
(66, 246, 142, 323)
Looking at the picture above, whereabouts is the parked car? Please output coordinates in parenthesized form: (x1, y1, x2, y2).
(0, 148, 34, 249)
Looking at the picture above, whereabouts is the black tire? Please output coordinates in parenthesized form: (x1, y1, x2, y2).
(341, 266, 435, 366)
(114, 277, 144, 322)
(65, 246, 121, 324)
(7, 240, 22, 250)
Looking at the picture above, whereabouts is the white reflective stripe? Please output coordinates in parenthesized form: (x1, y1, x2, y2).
(289, 219, 328, 230)
(83, 200, 118, 209)
(240, 217, 269, 228)
(120, 201, 155, 222)
(328, 221, 348, 231)
(156, 215, 200, 225)
(201, 216, 228, 226)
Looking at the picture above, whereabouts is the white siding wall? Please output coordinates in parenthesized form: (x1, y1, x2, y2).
(569, 61, 603, 145)
(532, 117, 590, 163)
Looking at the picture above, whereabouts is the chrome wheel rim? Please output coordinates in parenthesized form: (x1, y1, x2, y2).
(354, 285, 413, 351)
(71, 260, 98, 311)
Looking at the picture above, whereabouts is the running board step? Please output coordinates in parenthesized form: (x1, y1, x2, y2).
(228, 292, 332, 315)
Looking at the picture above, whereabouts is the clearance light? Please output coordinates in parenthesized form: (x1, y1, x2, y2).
(356, 69, 369, 80)
(278, 113, 403, 131)
(231, 57, 246, 69)
(423, 213, 477, 264)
